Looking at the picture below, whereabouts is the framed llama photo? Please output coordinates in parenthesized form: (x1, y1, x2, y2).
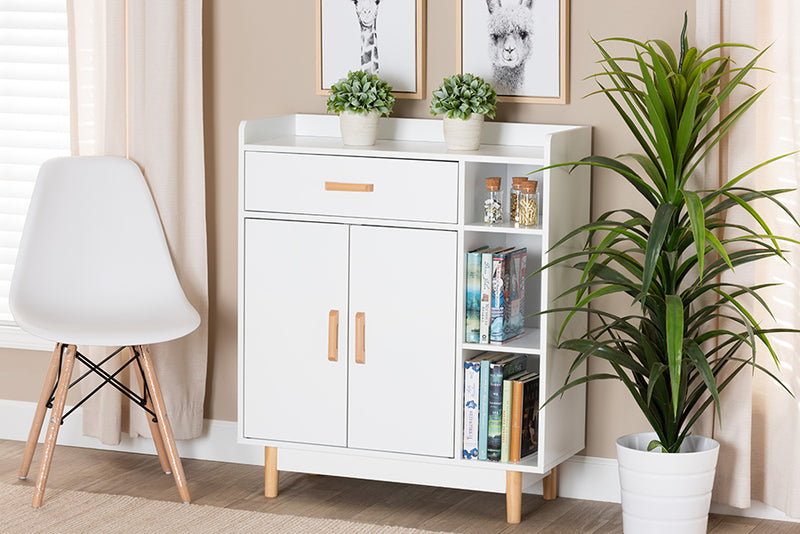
(316, 0, 426, 99)
(458, 0, 569, 104)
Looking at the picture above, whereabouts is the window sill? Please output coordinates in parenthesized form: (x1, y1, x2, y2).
(0, 325, 53, 352)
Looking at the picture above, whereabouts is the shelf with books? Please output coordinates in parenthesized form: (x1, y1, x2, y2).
(463, 235, 542, 348)
(459, 351, 541, 469)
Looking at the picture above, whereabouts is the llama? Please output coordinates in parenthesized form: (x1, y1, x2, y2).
(486, 0, 535, 94)
(352, 0, 381, 75)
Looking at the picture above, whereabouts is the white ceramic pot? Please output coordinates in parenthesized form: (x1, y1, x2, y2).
(339, 110, 379, 146)
(442, 113, 484, 151)
(616, 432, 720, 534)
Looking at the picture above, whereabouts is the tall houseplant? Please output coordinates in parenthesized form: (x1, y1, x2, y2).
(538, 17, 796, 533)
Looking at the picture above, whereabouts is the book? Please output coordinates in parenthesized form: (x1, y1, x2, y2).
(506, 248, 527, 341)
(520, 372, 541, 459)
(477, 353, 502, 460)
(500, 375, 515, 462)
(486, 354, 527, 461)
(464, 246, 488, 343)
(478, 357, 491, 460)
(462, 352, 491, 459)
(479, 247, 505, 344)
(509, 371, 540, 462)
(490, 248, 527, 344)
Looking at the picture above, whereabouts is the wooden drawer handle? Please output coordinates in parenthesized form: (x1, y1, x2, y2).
(324, 181, 374, 192)
(355, 312, 366, 364)
(328, 310, 339, 362)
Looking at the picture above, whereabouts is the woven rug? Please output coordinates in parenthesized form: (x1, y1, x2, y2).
(0, 483, 456, 534)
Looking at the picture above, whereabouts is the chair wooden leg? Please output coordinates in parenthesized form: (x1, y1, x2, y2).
(32, 344, 76, 508)
(19, 343, 63, 480)
(265, 446, 279, 498)
(506, 470, 522, 524)
(543, 466, 558, 500)
(130, 347, 172, 475)
(137, 345, 191, 503)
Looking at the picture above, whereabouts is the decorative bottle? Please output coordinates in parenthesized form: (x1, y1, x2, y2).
(483, 177, 503, 224)
(518, 180, 539, 227)
(510, 176, 526, 223)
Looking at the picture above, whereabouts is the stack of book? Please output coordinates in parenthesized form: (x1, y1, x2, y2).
(464, 246, 527, 345)
(462, 352, 540, 462)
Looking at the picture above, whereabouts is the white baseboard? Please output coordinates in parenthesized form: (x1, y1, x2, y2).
(1, 399, 796, 523)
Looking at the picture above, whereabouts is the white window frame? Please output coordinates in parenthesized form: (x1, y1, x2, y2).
(0, 0, 70, 351)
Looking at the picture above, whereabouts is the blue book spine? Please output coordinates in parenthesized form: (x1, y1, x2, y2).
(462, 360, 481, 459)
(479, 250, 495, 344)
(490, 251, 508, 343)
(487, 355, 528, 460)
(486, 363, 505, 460)
(478, 359, 491, 460)
(464, 248, 486, 343)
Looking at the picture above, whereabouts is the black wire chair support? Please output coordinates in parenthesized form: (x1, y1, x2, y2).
(46, 345, 157, 424)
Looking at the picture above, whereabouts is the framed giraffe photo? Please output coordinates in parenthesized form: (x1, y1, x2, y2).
(457, 0, 569, 104)
(316, 0, 426, 99)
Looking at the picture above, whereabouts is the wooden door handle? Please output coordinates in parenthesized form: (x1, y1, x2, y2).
(324, 181, 374, 192)
(355, 312, 366, 364)
(328, 310, 339, 362)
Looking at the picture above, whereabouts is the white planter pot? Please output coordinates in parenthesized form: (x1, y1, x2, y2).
(442, 114, 484, 150)
(616, 432, 720, 534)
(339, 110, 379, 146)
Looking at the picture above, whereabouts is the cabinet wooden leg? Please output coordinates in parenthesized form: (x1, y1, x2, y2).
(265, 446, 279, 498)
(505, 470, 522, 524)
(543, 466, 558, 500)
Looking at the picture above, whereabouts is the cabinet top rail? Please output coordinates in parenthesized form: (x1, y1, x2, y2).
(240, 115, 590, 164)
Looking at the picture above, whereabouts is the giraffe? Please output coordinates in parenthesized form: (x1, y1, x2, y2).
(352, 0, 381, 75)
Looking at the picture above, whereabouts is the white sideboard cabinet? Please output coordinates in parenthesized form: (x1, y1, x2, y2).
(238, 114, 591, 524)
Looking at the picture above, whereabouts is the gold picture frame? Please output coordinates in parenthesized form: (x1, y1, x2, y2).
(457, 0, 569, 104)
(316, 0, 426, 100)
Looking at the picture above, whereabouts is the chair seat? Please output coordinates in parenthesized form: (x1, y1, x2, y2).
(13, 299, 200, 347)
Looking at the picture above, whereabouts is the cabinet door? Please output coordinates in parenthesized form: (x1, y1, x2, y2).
(347, 225, 457, 457)
(243, 219, 349, 447)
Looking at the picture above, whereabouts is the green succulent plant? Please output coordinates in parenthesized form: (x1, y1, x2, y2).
(326, 70, 395, 117)
(537, 15, 796, 453)
(430, 74, 497, 120)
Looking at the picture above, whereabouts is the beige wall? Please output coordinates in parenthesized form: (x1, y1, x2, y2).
(0, 0, 695, 460)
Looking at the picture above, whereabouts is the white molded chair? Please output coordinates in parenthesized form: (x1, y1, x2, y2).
(10, 156, 200, 507)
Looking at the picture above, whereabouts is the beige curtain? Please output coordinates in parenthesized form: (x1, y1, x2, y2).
(66, 0, 208, 443)
(696, 0, 800, 517)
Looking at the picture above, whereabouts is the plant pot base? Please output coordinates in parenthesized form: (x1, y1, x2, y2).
(339, 111, 379, 146)
(616, 432, 719, 534)
(442, 114, 484, 150)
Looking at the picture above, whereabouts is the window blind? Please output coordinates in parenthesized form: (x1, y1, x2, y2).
(0, 0, 70, 324)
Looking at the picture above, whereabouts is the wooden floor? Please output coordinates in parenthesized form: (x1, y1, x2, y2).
(1, 439, 798, 533)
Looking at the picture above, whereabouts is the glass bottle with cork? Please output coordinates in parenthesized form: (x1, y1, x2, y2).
(518, 180, 539, 227)
(483, 177, 503, 224)
(510, 176, 526, 223)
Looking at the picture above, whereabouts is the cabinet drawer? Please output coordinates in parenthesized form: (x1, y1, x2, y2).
(244, 152, 458, 224)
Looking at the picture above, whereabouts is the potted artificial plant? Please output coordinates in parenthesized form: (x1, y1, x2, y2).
(430, 73, 497, 150)
(539, 16, 795, 534)
(326, 70, 395, 146)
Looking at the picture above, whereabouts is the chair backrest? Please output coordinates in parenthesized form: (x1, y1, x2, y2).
(9, 156, 199, 345)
